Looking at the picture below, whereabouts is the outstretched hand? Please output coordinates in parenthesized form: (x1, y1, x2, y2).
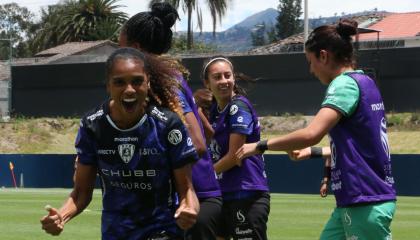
(287, 147, 312, 161)
(40, 205, 64, 236)
(235, 142, 259, 165)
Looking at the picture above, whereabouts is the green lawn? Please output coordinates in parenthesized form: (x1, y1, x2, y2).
(0, 189, 419, 240)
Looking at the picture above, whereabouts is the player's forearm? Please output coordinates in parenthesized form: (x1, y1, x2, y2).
(213, 153, 237, 173)
(178, 186, 199, 213)
(59, 190, 92, 223)
(268, 128, 322, 152)
(173, 165, 199, 213)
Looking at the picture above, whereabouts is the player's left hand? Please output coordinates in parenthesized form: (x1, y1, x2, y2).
(320, 182, 328, 197)
(174, 205, 198, 230)
(235, 142, 258, 163)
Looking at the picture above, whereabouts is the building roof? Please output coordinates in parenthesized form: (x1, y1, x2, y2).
(0, 40, 118, 81)
(248, 12, 388, 55)
(359, 12, 420, 40)
(35, 40, 117, 57)
(34, 40, 118, 63)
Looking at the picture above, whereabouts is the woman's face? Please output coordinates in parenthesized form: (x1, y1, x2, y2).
(107, 58, 149, 118)
(205, 61, 235, 105)
(305, 50, 330, 85)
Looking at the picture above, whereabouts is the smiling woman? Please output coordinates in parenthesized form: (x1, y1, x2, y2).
(40, 47, 201, 240)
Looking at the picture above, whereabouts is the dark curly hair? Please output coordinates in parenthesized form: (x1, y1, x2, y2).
(305, 18, 358, 66)
(105, 47, 184, 121)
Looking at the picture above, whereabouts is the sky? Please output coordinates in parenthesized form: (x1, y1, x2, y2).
(4, 0, 420, 32)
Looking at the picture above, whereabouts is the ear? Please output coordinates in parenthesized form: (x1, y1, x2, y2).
(319, 50, 329, 64)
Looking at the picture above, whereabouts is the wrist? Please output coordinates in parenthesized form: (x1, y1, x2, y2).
(256, 140, 268, 154)
(320, 178, 329, 185)
(310, 147, 323, 158)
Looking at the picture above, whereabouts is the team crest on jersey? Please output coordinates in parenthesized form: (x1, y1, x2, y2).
(168, 129, 182, 145)
(230, 104, 238, 115)
(118, 144, 135, 163)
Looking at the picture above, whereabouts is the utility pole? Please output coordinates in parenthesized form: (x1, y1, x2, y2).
(303, 0, 309, 43)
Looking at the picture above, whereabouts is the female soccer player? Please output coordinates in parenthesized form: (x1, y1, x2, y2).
(118, 3, 222, 239)
(40, 48, 199, 240)
(199, 56, 270, 240)
(236, 19, 396, 240)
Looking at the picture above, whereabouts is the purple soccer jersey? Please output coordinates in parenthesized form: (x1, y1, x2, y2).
(328, 72, 396, 207)
(75, 101, 198, 239)
(209, 95, 269, 194)
(177, 76, 221, 199)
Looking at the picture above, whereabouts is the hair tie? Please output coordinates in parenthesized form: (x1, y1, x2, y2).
(203, 57, 233, 77)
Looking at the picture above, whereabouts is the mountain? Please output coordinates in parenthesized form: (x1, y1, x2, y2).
(230, 8, 278, 29)
(175, 9, 388, 53)
(174, 8, 279, 52)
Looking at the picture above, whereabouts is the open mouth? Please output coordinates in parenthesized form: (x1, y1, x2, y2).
(122, 98, 138, 113)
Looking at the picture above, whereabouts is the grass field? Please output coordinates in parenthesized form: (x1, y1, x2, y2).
(0, 189, 419, 240)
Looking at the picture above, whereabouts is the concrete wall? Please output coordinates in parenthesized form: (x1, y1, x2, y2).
(11, 47, 420, 117)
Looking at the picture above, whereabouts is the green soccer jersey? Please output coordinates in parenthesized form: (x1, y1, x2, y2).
(321, 71, 363, 117)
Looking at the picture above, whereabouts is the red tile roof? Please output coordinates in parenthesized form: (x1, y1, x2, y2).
(359, 12, 420, 40)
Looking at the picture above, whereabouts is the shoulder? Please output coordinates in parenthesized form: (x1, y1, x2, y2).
(230, 95, 252, 115)
(80, 102, 107, 128)
(329, 73, 359, 91)
(148, 105, 181, 125)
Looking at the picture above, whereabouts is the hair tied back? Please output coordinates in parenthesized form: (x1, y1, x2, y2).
(336, 19, 358, 39)
(151, 2, 179, 28)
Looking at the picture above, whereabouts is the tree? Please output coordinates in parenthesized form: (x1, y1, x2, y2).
(275, 0, 302, 40)
(31, 0, 127, 53)
(150, 0, 230, 50)
(170, 34, 216, 54)
(59, 0, 127, 42)
(251, 23, 266, 47)
(0, 3, 36, 59)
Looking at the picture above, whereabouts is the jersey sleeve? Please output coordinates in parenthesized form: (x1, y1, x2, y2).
(321, 75, 360, 117)
(177, 89, 193, 114)
(166, 114, 199, 169)
(228, 99, 254, 135)
(75, 119, 98, 166)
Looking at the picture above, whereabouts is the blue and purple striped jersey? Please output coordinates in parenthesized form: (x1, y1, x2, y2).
(75, 101, 198, 239)
(208, 95, 269, 196)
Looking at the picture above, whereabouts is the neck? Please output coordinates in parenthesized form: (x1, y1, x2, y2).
(109, 101, 145, 129)
(328, 65, 355, 83)
(216, 93, 236, 112)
